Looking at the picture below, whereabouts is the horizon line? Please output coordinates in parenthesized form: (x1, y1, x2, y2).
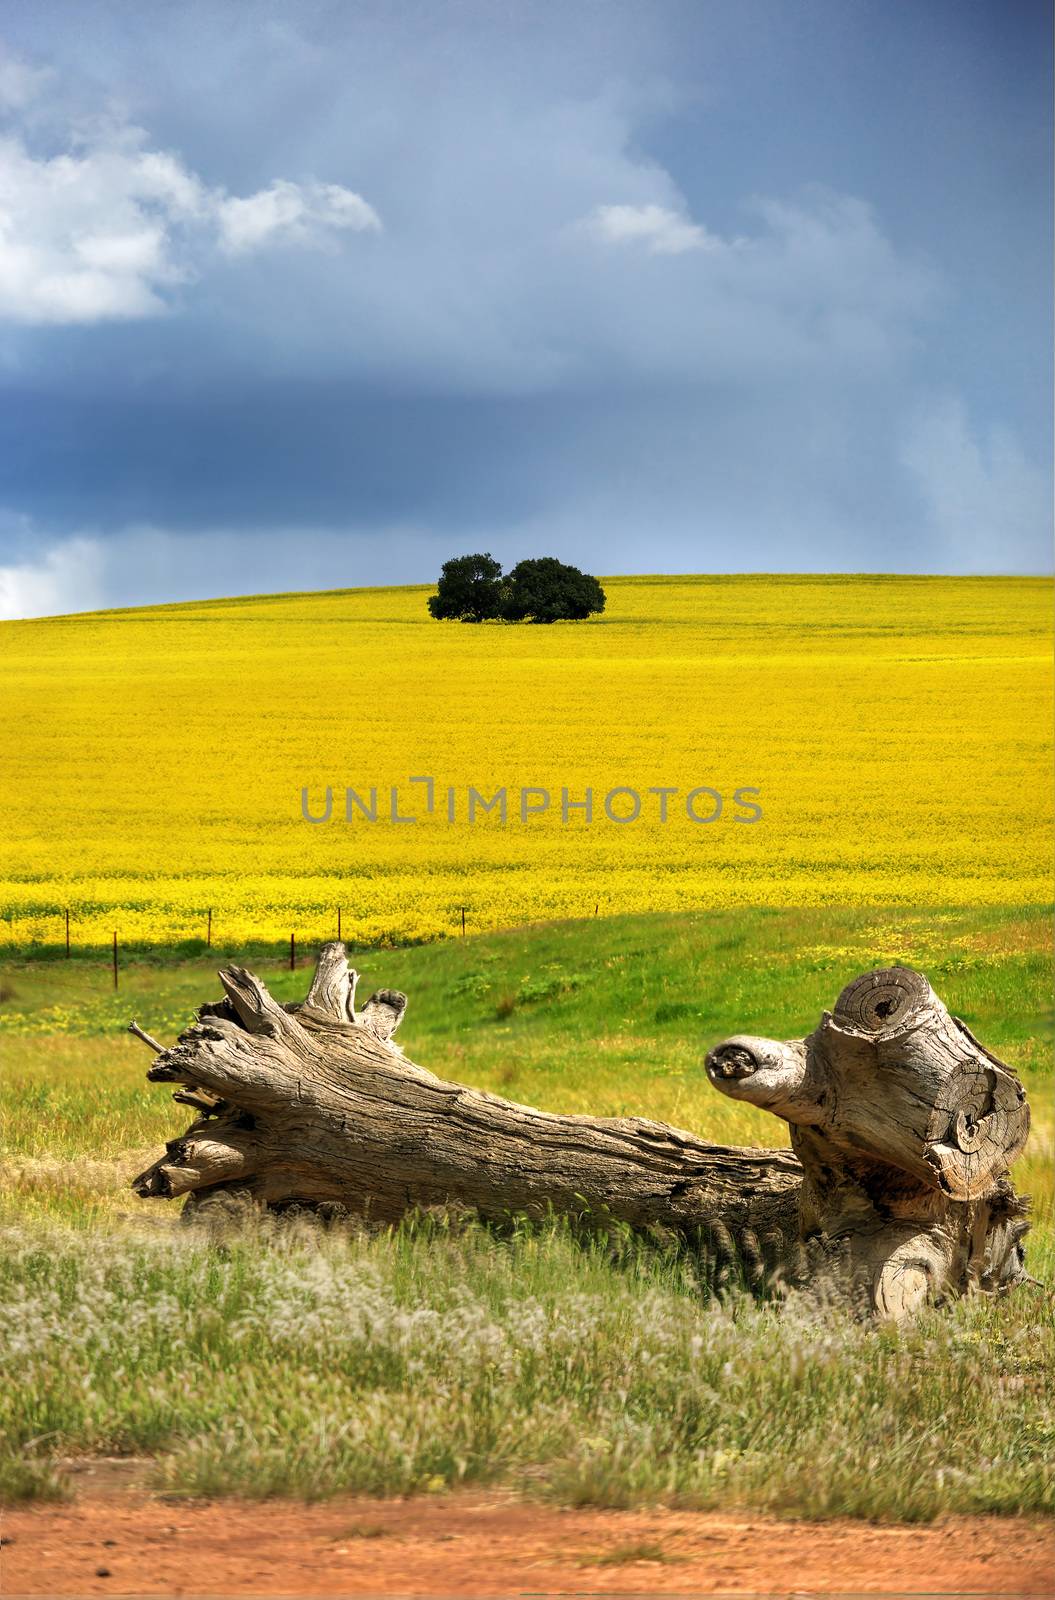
(3, 569, 1053, 626)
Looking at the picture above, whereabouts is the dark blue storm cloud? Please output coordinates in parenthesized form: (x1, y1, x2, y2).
(0, 0, 1050, 614)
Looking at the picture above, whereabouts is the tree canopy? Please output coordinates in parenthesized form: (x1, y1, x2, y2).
(503, 557, 606, 623)
(428, 553, 605, 623)
(426, 553, 505, 621)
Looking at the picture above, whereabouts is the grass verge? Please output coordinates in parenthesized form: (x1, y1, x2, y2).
(1, 904, 1051, 1513)
(0, 1213, 1052, 1517)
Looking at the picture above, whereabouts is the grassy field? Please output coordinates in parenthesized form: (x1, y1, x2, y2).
(1, 575, 1051, 949)
(2, 905, 1052, 1513)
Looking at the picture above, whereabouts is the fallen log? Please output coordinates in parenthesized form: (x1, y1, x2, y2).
(131, 946, 1032, 1316)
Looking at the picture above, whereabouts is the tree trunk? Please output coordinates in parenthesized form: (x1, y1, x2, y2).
(705, 967, 1031, 1316)
(131, 945, 1032, 1317)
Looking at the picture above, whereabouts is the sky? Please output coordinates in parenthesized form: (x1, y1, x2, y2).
(0, 0, 1050, 617)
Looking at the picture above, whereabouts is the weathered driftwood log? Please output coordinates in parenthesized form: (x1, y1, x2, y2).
(131, 946, 1031, 1317)
(705, 966, 1031, 1316)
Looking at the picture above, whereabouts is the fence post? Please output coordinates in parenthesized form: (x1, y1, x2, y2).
(65, 908, 70, 957)
(290, 932, 296, 971)
(461, 907, 466, 938)
(112, 931, 118, 990)
(207, 909, 212, 948)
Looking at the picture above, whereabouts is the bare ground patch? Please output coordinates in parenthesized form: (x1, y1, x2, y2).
(2, 1478, 1053, 1597)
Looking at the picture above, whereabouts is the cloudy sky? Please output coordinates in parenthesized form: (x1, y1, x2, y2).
(0, 0, 1050, 616)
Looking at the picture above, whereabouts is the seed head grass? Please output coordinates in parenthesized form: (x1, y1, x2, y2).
(0, 1214, 1052, 1517)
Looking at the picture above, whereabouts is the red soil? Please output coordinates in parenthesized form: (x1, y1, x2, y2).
(2, 1466, 1052, 1598)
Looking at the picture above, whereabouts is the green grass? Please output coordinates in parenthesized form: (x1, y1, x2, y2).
(0, 905, 1052, 1512)
(0, 1214, 1052, 1517)
(2, 904, 1050, 1230)
(578, 1540, 687, 1566)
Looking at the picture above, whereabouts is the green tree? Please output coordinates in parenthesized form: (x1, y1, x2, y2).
(427, 552, 505, 621)
(502, 557, 606, 623)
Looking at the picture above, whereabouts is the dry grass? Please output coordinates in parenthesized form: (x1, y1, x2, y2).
(1, 1214, 1052, 1515)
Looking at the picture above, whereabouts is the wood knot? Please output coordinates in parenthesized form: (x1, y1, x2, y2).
(953, 1109, 986, 1152)
(707, 1044, 757, 1080)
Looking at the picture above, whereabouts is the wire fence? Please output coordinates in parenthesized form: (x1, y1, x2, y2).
(5, 901, 603, 984)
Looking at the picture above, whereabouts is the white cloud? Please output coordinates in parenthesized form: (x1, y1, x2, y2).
(0, 70, 381, 325)
(580, 202, 725, 256)
(215, 179, 379, 255)
(902, 396, 1049, 572)
(548, 185, 939, 391)
(0, 535, 104, 619)
(0, 44, 932, 391)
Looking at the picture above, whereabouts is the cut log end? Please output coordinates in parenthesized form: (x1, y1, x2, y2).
(832, 966, 933, 1036)
(925, 1064, 1030, 1200)
(703, 1035, 811, 1119)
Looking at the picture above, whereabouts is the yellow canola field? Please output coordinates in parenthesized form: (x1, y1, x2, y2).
(1, 574, 1051, 949)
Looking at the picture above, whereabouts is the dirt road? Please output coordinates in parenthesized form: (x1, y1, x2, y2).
(3, 1473, 1052, 1597)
